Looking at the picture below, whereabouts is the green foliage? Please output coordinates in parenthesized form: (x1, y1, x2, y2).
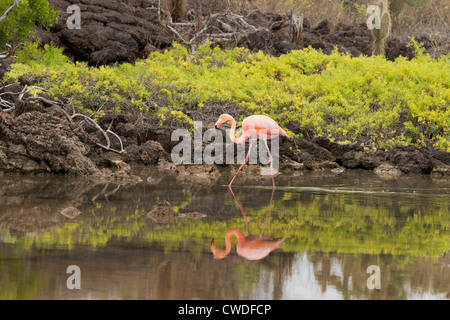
(389, 0, 429, 16)
(0, 178, 448, 299)
(0, 0, 58, 48)
(5, 41, 450, 152)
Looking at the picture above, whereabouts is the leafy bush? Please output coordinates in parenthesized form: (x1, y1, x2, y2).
(0, 0, 58, 48)
(5, 41, 450, 151)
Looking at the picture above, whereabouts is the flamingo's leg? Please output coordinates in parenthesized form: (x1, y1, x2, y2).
(260, 184, 275, 236)
(229, 185, 250, 234)
(263, 138, 275, 188)
(228, 138, 254, 188)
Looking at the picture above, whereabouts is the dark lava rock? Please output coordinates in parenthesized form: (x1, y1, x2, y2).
(123, 140, 168, 165)
(238, 29, 274, 52)
(0, 104, 98, 174)
(273, 41, 301, 55)
(46, 0, 173, 65)
(34, 1, 444, 65)
(388, 145, 433, 173)
(313, 19, 331, 35)
(292, 137, 335, 162)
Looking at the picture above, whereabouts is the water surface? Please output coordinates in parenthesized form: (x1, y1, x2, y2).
(0, 169, 448, 300)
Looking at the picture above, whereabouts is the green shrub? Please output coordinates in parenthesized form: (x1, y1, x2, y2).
(5, 41, 450, 152)
(0, 0, 58, 49)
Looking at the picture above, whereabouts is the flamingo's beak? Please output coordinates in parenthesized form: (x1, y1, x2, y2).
(215, 120, 221, 129)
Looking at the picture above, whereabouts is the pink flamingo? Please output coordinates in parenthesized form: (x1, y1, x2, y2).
(215, 114, 289, 187)
(211, 185, 285, 261)
(211, 229, 285, 261)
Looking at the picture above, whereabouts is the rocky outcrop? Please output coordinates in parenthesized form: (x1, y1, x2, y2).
(0, 90, 448, 177)
(281, 136, 450, 175)
(230, 13, 434, 59)
(34, 1, 442, 66)
(0, 103, 98, 174)
(0, 98, 169, 181)
(43, 0, 174, 65)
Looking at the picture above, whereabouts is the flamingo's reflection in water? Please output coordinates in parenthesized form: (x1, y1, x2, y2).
(211, 186, 285, 261)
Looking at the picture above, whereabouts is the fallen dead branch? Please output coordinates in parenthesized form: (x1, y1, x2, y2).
(0, 85, 52, 112)
(69, 113, 124, 154)
(0, 80, 125, 154)
(0, 43, 24, 59)
(155, 0, 260, 54)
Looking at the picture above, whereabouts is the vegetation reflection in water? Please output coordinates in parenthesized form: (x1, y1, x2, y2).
(0, 173, 449, 299)
(0, 180, 449, 258)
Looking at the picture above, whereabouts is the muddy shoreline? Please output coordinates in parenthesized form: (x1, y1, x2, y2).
(0, 100, 448, 184)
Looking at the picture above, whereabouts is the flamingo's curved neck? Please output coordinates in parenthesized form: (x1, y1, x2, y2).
(227, 116, 247, 144)
(222, 229, 245, 256)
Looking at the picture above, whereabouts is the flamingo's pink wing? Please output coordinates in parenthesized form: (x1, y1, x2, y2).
(242, 115, 288, 138)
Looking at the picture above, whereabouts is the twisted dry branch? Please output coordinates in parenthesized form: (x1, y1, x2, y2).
(0, 81, 124, 154)
(70, 113, 124, 154)
(0, 85, 50, 112)
(0, 43, 24, 59)
(155, 0, 259, 54)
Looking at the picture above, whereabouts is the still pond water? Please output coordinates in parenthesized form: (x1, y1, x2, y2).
(0, 168, 449, 300)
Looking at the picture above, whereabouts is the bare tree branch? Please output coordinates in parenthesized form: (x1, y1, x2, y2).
(70, 113, 124, 154)
(0, 86, 48, 99)
(0, 43, 24, 59)
(0, 0, 20, 24)
(0, 84, 48, 113)
(156, 0, 259, 54)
